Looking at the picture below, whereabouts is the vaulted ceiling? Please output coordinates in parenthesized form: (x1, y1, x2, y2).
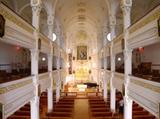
(55, 0, 109, 54)
(1, 0, 160, 54)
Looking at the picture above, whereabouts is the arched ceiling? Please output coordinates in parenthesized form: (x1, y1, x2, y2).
(55, 0, 109, 52)
(1, 0, 160, 53)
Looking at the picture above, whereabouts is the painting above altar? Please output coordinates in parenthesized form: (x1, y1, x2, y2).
(77, 46, 87, 60)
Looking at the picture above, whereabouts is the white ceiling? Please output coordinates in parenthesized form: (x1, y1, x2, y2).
(55, 0, 109, 53)
(1, 0, 160, 54)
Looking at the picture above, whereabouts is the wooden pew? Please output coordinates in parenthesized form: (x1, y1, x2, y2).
(133, 111, 149, 115)
(7, 115, 30, 119)
(133, 115, 155, 119)
(42, 117, 72, 119)
(14, 110, 30, 116)
(91, 112, 114, 117)
(46, 112, 72, 118)
(53, 108, 73, 113)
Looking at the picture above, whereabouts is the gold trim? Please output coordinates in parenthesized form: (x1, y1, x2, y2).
(131, 80, 160, 93)
(113, 34, 123, 44)
(115, 73, 124, 80)
(39, 74, 49, 80)
(129, 8, 160, 33)
(0, 6, 34, 34)
(0, 80, 32, 95)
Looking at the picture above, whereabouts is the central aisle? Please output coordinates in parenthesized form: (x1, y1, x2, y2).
(74, 99, 89, 119)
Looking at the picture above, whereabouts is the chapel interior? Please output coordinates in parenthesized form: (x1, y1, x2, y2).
(0, 0, 160, 119)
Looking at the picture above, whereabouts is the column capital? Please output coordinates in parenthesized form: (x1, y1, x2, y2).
(47, 14, 54, 26)
(31, 4, 41, 30)
(31, 0, 42, 6)
(31, 4, 41, 15)
(109, 15, 116, 28)
(121, 5, 131, 16)
(121, 0, 132, 8)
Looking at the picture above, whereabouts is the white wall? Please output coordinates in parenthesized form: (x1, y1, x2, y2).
(0, 41, 30, 72)
(141, 43, 160, 70)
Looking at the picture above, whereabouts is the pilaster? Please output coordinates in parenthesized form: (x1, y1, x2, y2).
(47, 12, 54, 112)
(103, 56, 108, 101)
(30, 1, 41, 118)
(121, 1, 133, 119)
(56, 47, 61, 102)
(109, 16, 116, 112)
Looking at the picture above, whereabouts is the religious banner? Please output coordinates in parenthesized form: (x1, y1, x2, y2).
(0, 14, 5, 37)
(38, 84, 41, 96)
(121, 39, 125, 50)
(77, 46, 87, 60)
(38, 38, 41, 50)
(68, 53, 72, 74)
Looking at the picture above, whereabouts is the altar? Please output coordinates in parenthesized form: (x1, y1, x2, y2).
(77, 84, 87, 92)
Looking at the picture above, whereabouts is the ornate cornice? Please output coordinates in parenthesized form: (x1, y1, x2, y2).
(113, 33, 123, 44)
(39, 73, 49, 80)
(0, 79, 32, 95)
(129, 7, 160, 34)
(0, 4, 34, 34)
(114, 72, 124, 80)
(131, 79, 160, 93)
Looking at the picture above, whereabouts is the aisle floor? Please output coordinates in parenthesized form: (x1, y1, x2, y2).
(74, 99, 89, 119)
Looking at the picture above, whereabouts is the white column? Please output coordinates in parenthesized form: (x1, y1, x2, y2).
(30, 96, 39, 119)
(47, 14, 54, 112)
(109, 16, 116, 112)
(121, 0, 133, 119)
(31, 3, 41, 30)
(30, 1, 41, 119)
(30, 49, 40, 119)
(124, 96, 133, 119)
(56, 49, 61, 102)
(110, 44, 116, 112)
(47, 53, 53, 112)
(103, 57, 108, 101)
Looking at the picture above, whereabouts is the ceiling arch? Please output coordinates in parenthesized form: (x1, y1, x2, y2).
(55, 0, 109, 53)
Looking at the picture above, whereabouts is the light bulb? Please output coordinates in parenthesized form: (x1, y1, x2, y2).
(42, 57, 46, 61)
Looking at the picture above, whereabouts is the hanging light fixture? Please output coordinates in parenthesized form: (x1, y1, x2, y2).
(52, 33, 57, 41)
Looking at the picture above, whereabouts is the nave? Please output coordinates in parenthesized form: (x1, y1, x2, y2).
(0, 0, 160, 119)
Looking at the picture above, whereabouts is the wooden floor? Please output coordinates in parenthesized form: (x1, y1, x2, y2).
(74, 99, 89, 119)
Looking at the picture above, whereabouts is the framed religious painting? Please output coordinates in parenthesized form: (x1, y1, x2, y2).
(77, 46, 87, 60)
(0, 14, 5, 37)
(121, 39, 125, 50)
